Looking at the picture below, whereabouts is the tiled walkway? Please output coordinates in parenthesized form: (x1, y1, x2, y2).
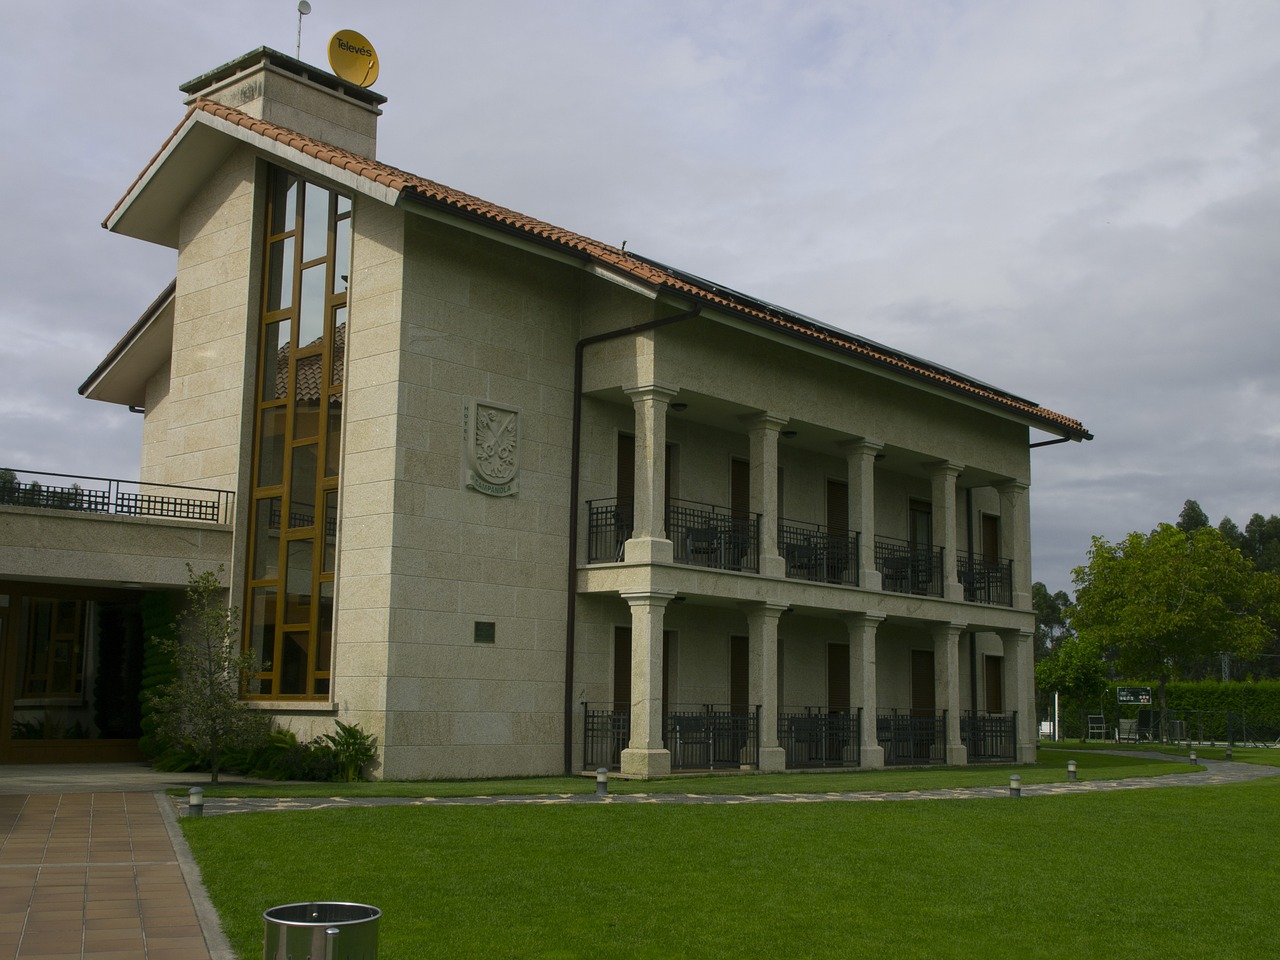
(0, 790, 221, 960)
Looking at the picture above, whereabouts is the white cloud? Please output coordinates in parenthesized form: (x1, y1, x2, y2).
(2, 0, 1277, 593)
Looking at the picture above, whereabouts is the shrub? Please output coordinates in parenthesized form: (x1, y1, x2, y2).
(323, 720, 378, 782)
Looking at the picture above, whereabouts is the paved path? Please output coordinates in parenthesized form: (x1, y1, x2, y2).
(1, 754, 1276, 959)
(0, 767, 232, 960)
(188, 753, 1280, 815)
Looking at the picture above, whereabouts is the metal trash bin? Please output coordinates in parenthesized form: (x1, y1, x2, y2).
(263, 901, 380, 960)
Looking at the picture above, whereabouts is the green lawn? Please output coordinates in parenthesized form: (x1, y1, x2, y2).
(182, 773, 1279, 959)
(187, 751, 1188, 799)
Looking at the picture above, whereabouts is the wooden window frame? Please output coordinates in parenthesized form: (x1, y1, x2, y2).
(243, 168, 349, 701)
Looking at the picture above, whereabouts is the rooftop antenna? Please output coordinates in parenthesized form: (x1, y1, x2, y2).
(296, 1, 312, 58)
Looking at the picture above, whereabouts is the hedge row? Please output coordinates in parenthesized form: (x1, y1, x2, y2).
(1047, 681, 1280, 741)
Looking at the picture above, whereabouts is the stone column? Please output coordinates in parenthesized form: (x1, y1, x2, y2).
(623, 384, 678, 564)
(933, 620, 968, 765)
(840, 438, 883, 590)
(1001, 628, 1037, 761)
(620, 590, 675, 777)
(845, 612, 886, 768)
(928, 461, 965, 601)
(747, 601, 789, 771)
(743, 413, 788, 578)
(996, 480, 1032, 610)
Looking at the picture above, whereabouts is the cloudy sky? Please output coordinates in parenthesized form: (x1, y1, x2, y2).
(2, 1, 1276, 593)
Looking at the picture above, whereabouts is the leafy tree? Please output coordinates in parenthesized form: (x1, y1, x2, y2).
(1218, 516, 1245, 552)
(1035, 633, 1108, 741)
(1031, 581, 1072, 661)
(147, 565, 269, 783)
(1242, 513, 1280, 574)
(1176, 499, 1210, 533)
(1072, 524, 1276, 738)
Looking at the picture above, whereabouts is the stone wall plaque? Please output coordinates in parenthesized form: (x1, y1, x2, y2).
(463, 400, 520, 497)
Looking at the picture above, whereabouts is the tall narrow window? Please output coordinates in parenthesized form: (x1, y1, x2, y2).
(244, 168, 349, 700)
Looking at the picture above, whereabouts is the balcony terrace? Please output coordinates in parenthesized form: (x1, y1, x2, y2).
(0, 468, 234, 525)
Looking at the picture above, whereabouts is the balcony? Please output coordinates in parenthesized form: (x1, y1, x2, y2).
(585, 498, 762, 572)
(779, 519, 858, 586)
(958, 555, 1013, 606)
(874, 535, 943, 597)
(668, 500, 760, 572)
(0, 468, 234, 525)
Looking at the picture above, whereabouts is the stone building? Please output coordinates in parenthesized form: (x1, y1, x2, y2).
(0, 48, 1089, 775)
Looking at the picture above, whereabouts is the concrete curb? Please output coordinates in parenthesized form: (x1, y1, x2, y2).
(156, 791, 237, 960)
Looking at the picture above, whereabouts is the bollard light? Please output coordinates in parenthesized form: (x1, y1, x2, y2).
(188, 787, 204, 817)
(596, 767, 609, 797)
(1009, 774, 1022, 798)
(1189, 750, 1197, 764)
(1067, 759, 1077, 781)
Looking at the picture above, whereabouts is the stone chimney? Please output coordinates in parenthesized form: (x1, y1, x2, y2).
(179, 47, 385, 159)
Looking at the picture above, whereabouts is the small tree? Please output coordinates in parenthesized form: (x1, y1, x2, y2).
(1072, 524, 1275, 738)
(147, 565, 267, 783)
(1035, 633, 1108, 741)
(1032, 581, 1072, 661)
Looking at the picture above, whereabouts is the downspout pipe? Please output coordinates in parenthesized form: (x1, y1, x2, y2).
(562, 304, 702, 774)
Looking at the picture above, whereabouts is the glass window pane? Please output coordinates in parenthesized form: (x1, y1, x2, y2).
(325, 396, 343, 478)
(285, 539, 314, 624)
(253, 498, 282, 580)
(261, 321, 291, 402)
(257, 407, 288, 487)
(331, 307, 346, 386)
(302, 182, 331, 262)
(266, 237, 295, 312)
(289, 445, 318, 528)
(281, 632, 310, 695)
(299, 264, 326, 346)
(333, 216, 351, 294)
(270, 174, 298, 234)
(336, 194, 351, 216)
(293, 357, 322, 439)
(249, 586, 277, 671)
(317, 581, 334, 667)
(323, 491, 338, 572)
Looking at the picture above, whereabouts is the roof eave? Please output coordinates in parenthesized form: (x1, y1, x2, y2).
(79, 280, 176, 406)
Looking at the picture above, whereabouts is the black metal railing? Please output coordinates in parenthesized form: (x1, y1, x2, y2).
(0, 468, 234, 525)
(877, 709, 948, 765)
(958, 555, 1013, 606)
(668, 499, 760, 573)
(779, 707, 861, 768)
(778, 519, 859, 586)
(874, 536, 943, 597)
(665, 704, 760, 770)
(583, 702, 630, 772)
(585, 498, 633, 563)
(962, 710, 1017, 762)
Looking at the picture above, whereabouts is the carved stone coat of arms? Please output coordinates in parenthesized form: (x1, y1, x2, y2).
(463, 400, 520, 496)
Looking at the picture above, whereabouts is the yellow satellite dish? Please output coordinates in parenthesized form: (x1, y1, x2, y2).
(328, 30, 380, 87)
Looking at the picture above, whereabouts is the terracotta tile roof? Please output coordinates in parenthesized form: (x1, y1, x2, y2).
(117, 97, 1091, 439)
